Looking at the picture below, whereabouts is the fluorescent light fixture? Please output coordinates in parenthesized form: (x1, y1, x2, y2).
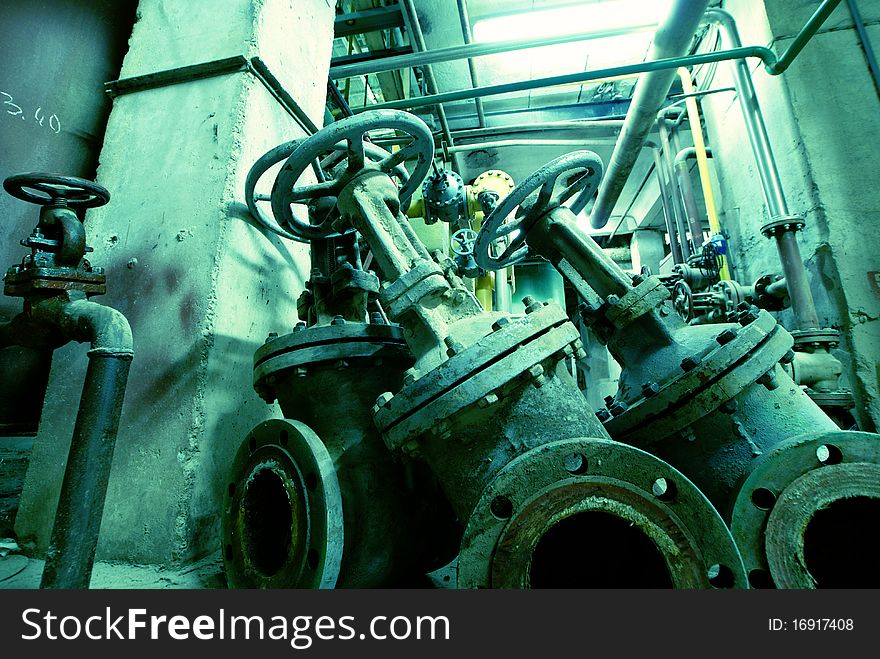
(472, 0, 672, 43)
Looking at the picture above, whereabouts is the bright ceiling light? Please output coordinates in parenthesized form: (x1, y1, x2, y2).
(472, 0, 672, 43)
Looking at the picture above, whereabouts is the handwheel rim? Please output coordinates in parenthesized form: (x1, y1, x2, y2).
(270, 110, 433, 241)
(4, 172, 110, 209)
(473, 151, 603, 271)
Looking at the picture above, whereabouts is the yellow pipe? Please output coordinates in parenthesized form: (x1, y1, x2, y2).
(677, 67, 730, 280)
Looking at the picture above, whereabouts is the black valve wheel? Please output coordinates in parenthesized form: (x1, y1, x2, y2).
(473, 151, 603, 271)
(450, 228, 478, 256)
(4, 172, 110, 209)
(271, 110, 433, 241)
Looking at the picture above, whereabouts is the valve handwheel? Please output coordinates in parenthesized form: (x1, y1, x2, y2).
(450, 228, 478, 256)
(271, 109, 434, 241)
(473, 151, 604, 271)
(245, 139, 409, 243)
(4, 173, 110, 209)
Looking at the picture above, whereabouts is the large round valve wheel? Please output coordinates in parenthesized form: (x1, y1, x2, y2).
(222, 419, 343, 589)
(473, 151, 603, 271)
(270, 109, 434, 241)
(4, 172, 110, 209)
(245, 138, 410, 243)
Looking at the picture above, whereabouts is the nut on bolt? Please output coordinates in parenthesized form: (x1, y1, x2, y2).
(780, 349, 796, 364)
(478, 392, 500, 408)
(680, 355, 701, 371)
(716, 328, 738, 345)
(522, 296, 543, 314)
(375, 391, 393, 409)
(527, 364, 546, 388)
(403, 368, 418, 386)
(330, 315, 346, 326)
(265, 332, 278, 343)
(293, 321, 306, 332)
(444, 336, 465, 357)
(642, 382, 660, 398)
(609, 401, 628, 416)
(596, 408, 611, 422)
(756, 369, 780, 390)
(491, 317, 511, 332)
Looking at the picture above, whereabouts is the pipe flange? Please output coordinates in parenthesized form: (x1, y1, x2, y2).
(791, 327, 840, 350)
(760, 215, 805, 238)
(254, 323, 411, 400)
(606, 311, 793, 443)
(222, 419, 344, 588)
(730, 430, 880, 589)
(458, 438, 746, 589)
(806, 389, 854, 408)
(374, 302, 578, 453)
(603, 276, 671, 329)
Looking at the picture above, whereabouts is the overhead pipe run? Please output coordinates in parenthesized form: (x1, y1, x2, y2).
(455, 0, 486, 128)
(329, 23, 659, 80)
(576, 0, 711, 228)
(401, 0, 454, 150)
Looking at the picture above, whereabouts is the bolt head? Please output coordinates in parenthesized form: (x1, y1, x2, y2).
(780, 349, 796, 364)
(716, 328, 738, 345)
(265, 332, 278, 343)
(642, 382, 660, 397)
(491, 317, 511, 331)
(596, 408, 611, 422)
(609, 401, 628, 416)
(293, 322, 306, 332)
(330, 315, 345, 326)
(478, 393, 499, 408)
(680, 355, 701, 371)
(375, 391, 394, 409)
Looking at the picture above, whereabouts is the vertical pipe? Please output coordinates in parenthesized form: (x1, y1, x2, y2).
(41, 354, 132, 588)
(455, 0, 487, 128)
(677, 67, 729, 280)
(582, 0, 711, 227)
(673, 147, 708, 252)
(402, 0, 455, 147)
(706, 8, 819, 328)
(650, 146, 685, 264)
(846, 0, 880, 97)
(656, 116, 691, 258)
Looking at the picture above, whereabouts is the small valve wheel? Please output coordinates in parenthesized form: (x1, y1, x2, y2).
(450, 228, 478, 256)
(473, 151, 604, 271)
(4, 173, 109, 209)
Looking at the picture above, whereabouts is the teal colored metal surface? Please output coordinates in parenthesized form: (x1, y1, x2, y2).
(512, 261, 566, 312)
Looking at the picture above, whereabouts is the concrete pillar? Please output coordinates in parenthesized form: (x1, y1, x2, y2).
(630, 229, 666, 274)
(700, 0, 880, 431)
(15, 0, 334, 566)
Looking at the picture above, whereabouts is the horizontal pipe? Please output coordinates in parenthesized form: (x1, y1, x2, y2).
(330, 22, 658, 79)
(447, 138, 619, 153)
(584, 0, 710, 228)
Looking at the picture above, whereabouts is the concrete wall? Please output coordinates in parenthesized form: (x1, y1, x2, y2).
(700, 0, 880, 431)
(15, 0, 334, 566)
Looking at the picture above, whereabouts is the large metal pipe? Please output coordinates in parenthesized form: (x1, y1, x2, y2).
(330, 22, 658, 80)
(656, 112, 688, 257)
(401, 0, 454, 148)
(581, 0, 711, 228)
(455, 0, 486, 128)
(706, 7, 819, 329)
(3, 295, 133, 588)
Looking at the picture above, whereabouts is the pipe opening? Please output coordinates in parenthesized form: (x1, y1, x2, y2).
(803, 496, 880, 588)
(529, 511, 672, 588)
(242, 468, 293, 577)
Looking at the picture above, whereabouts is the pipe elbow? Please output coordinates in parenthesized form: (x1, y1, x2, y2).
(64, 298, 133, 358)
(30, 295, 133, 358)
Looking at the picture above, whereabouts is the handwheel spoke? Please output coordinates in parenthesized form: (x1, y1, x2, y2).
(288, 179, 341, 201)
(494, 221, 522, 238)
(346, 136, 366, 171)
(498, 234, 527, 262)
(254, 192, 272, 201)
(378, 140, 420, 173)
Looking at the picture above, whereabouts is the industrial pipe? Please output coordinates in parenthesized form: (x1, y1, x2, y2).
(706, 7, 819, 327)
(673, 146, 709, 252)
(330, 22, 658, 80)
(650, 146, 685, 264)
(455, 0, 486, 128)
(401, 0, 454, 149)
(578, 0, 711, 228)
(656, 111, 690, 258)
(4, 295, 133, 589)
